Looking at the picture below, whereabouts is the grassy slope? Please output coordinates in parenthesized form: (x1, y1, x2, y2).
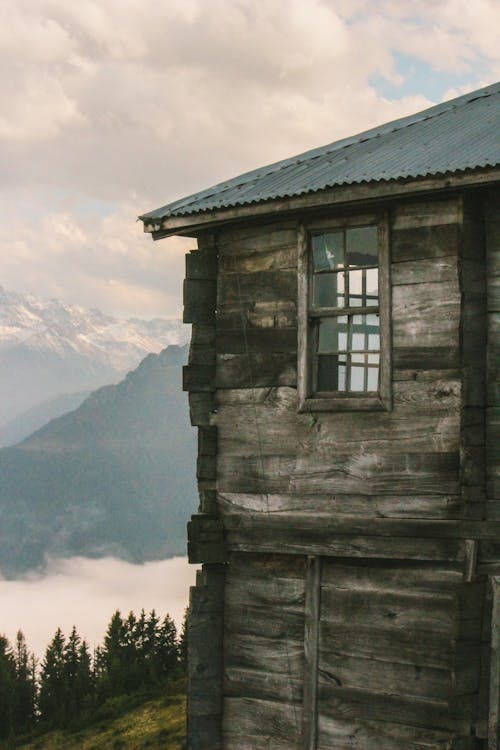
(11, 694, 186, 750)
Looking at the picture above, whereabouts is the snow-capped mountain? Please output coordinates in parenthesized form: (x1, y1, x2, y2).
(0, 286, 190, 427)
(0, 286, 188, 369)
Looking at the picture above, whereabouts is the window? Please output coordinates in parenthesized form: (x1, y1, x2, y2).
(298, 214, 391, 412)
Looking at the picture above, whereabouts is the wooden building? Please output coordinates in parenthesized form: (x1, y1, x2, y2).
(140, 83, 500, 749)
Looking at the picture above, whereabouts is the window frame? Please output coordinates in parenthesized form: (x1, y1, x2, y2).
(297, 212, 391, 412)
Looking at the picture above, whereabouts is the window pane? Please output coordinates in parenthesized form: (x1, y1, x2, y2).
(350, 315, 366, 350)
(346, 226, 378, 267)
(348, 269, 363, 306)
(313, 272, 344, 307)
(312, 231, 344, 271)
(366, 313, 380, 351)
(366, 268, 378, 305)
(367, 365, 379, 391)
(317, 354, 343, 391)
(350, 365, 365, 392)
(318, 316, 348, 352)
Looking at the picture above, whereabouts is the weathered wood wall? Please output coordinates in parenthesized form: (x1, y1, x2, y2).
(183, 190, 496, 749)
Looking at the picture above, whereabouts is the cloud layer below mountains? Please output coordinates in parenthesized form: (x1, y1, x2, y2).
(0, 556, 196, 658)
(1, 0, 499, 317)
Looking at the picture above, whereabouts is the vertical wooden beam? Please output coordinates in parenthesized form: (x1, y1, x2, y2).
(464, 539, 479, 582)
(302, 555, 321, 750)
(489, 576, 500, 749)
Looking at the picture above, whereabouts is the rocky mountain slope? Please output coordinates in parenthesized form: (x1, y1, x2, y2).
(0, 286, 189, 426)
(0, 344, 197, 577)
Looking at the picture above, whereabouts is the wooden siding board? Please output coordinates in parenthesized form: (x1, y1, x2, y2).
(218, 491, 462, 519)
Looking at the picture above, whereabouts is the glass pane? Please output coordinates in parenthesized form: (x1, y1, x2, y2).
(350, 315, 367, 351)
(313, 272, 344, 307)
(346, 226, 378, 267)
(366, 268, 378, 305)
(350, 365, 365, 392)
(318, 316, 348, 352)
(367, 353, 380, 365)
(366, 313, 380, 351)
(338, 361, 347, 391)
(312, 231, 344, 271)
(367, 365, 379, 391)
(317, 355, 338, 391)
(348, 269, 363, 306)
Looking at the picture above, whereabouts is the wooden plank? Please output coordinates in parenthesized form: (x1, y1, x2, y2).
(319, 621, 457, 670)
(226, 527, 464, 563)
(224, 666, 302, 704)
(214, 384, 461, 457)
(303, 556, 321, 750)
(392, 199, 460, 230)
(216, 326, 297, 354)
(186, 249, 217, 279)
(198, 425, 217, 456)
(218, 269, 296, 305)
(224, 513, 500, 542)
(182, 363, 214, 392)
(391, 223, 459, 262)
(223, 604, 305, 641)
(223, 697, 302, 748)
(317, 713, 467, 750)
(188, 392, 212, 426)
(217, 450, 460, 495)
(224, 632, 303, 676)
(183, 278, 216, 324)
(489, 576, 500, 749)
(225, 574, 305, 612)
(219, 245, 296, 273)
(218, 491, 462, 520)
(391, 256, 458, 286)
(392, 281, 460, 349)
(393, 345, 460, 371)
(320, 558, 463, 592)
(215, 352, 296, 388)
(217, 222, 297, 254)
(216, 299, 297, 330)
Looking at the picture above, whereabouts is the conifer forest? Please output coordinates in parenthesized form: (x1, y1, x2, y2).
(0, 608, 187, 744)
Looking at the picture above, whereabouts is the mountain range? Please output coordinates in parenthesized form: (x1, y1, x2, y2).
(0, 344, 197, 578)
(0, 286, 189, 428)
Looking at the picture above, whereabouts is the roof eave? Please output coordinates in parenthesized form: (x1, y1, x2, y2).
(144, 167, 500, 240)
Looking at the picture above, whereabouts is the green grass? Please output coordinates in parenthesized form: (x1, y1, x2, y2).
(7, 693, 186, 750)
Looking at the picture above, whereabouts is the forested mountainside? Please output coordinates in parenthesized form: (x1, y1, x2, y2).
(0, 345, 197, 577)
(0, 286, 188, 425)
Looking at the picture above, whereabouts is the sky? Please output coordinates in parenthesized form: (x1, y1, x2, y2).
(0, 0, 499, 319)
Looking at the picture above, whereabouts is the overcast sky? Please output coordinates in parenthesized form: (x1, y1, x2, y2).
(1, 0, 499, 318)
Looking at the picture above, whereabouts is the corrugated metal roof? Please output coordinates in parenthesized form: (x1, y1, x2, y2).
(140, 81, 500, 226)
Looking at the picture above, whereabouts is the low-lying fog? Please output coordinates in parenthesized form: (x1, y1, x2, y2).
(0, 556, 196, 658)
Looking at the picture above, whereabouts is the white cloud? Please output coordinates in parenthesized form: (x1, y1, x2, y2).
(0, 0, 497, 316)
(0, 556, 196, 659)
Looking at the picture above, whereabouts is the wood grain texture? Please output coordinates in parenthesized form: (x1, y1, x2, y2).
(218, 491, 462, 519)
(302, 557, 321, 750)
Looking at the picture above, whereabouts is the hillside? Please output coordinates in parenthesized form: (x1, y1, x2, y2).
(10, 693, 186, 750)
(0, 345, 197, 577)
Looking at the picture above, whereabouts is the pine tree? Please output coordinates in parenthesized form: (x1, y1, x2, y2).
(102, 610, 127, 697)
(0, 635, 15, 740)
(63, 626, 81, 724)
(13, 630, 37, 734)
(156, 614, 178, 683)
(178, 607, 189, 672)
(39, 628, 66, 726)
